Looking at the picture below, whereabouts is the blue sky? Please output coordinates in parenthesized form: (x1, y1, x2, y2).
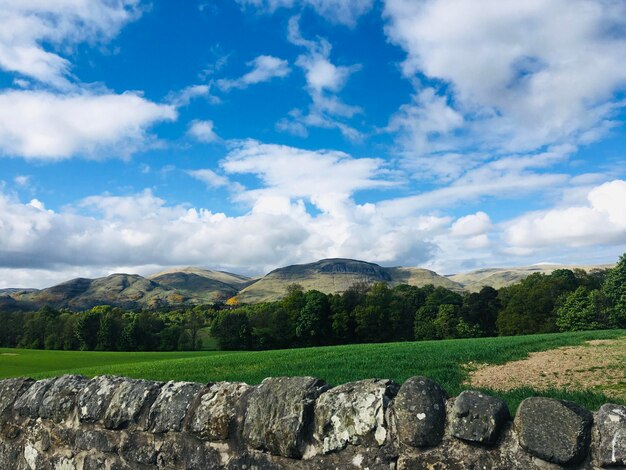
(0, 0, 625, 288)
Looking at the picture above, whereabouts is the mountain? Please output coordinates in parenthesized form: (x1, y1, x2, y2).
(147, 267, 255, 302)
(235, 258, 462, 303)
(447, 264, 615, 292)
(0, 260, 616, 311)
(12, 274, 187, 311)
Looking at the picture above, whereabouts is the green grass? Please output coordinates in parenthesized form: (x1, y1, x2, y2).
(1, 329, 624, 412)
(0, 349, 212, 380)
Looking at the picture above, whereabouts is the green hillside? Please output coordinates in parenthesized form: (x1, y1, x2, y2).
(236, 258, 461, 303)
(448, 264, 614, 292)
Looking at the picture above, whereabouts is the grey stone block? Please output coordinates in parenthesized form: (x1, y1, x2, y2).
(188, 381, 251, 441)
(243, 376, 329, 458)
(39, 374, 88, 422)
(594, 403, 626, 467)
(388, 376, 448, 447)
(0, 377, 34, 416)
(314, 378, 398, 453)
(147, 380, 204, 433)
(516, 397, 593, 465)
(450, 390, 510, 444)
(13, 378, 55, 418)
(103, 378, 162, 430)
(77, 375, 124, 423)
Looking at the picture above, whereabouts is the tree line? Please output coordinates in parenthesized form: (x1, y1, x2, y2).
(211, 255, 625, 350)
(1, 254, 624, 352)
(0, 305, 210, 351)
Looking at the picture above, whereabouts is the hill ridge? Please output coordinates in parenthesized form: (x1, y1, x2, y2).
(0, 259, 615, 310)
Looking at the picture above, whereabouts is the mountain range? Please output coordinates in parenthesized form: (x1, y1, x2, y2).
(0, 259, 613, 312)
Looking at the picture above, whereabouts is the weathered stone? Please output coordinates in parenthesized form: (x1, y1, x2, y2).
(80, 454, 107, 470)
(77, 375, 124, 422)
(516, 397, 593, 465)
(22, 442, 42, 470)
(75, 429, 119, 453)
(39, 375, 88, 422)
(0, 441, 21, 470)
(156, 434, 221, 469)
(0, 377, 33, 416)
(388, 376, 447, 447)
(103, 378, 162, 430)
(188, 382, 251, 441)
(119, 432, 157, 465)
(594, 403, 626, 467)
(243, 376, 329, 458)
(148, 380, 204, 433)
(450, 390, 510, 444)
(314, 379, 398, 453)
(13, 378, 55, 418)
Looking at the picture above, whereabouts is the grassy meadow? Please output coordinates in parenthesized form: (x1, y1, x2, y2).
(1, 329, 624, 412)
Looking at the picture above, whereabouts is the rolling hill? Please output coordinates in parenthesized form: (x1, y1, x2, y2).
(147, 267, 254, 302)
(0, 260, 615, 310)
(448, 264, 614, 292)
(235, 258, 462, 303)
(12, 274, 184, 311)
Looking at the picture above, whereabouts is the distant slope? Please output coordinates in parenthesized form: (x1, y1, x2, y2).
(236, 258, 462, 303)
(448, 264, 614, 292)
(148, 267, 254, 302)
(13, 274, 187, 311)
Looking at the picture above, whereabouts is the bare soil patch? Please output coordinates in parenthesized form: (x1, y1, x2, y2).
(466, 336, 626, 400)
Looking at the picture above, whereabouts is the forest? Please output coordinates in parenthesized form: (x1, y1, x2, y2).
(1, 254, 625, 352)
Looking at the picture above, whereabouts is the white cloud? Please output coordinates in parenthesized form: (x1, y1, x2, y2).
(187, 169, 246, 193)
(236, 0, 373, 27)
(14, 175, 31, 187)
(451, 212, 492, 237)
(505, 180, 626, 251)
(0, 0, 142, 88)
(167, 84, 219, 106)
(279, 17, 362, 140)
(386, 87, 464, 160)
(383, 0, 626, 154)
(0, 90, 176, 160)
(0, 184, 447, 287)
(187, 120, 219, 143)
(221, 140, 394, 211)
(218, 55, 290, 91)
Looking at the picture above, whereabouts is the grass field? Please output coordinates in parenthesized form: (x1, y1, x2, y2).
(1, 329, 624, 412)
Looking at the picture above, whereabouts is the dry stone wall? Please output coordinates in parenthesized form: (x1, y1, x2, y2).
(0, 374, 625, 469)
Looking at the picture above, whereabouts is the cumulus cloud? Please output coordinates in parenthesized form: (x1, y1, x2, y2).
(383, 0, 626, 154)
(220, 139, 394, 211)
(0, 186, 446, 287)
(236, 0, 373, 26)
(0, 0, 142, 88)
(386, 87, 464, 161)
(278, 17, 362, 139)
(187, 120, 219, 143)
(217, 55, 290, 91)
(0, 90, 177, 160)
(505, 180, 626, 252)
(451, 212, 492, 237)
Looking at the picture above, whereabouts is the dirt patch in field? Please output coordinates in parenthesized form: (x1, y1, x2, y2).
(0, 353, 18, 356)
(466, 336, 626, 400)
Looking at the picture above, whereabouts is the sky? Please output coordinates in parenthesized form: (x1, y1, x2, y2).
(0, 0, 625, 288)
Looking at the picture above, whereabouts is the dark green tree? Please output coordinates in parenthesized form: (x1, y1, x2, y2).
(601, 253, 626, 328)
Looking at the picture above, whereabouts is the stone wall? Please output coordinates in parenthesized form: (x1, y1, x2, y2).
(0, 374, 624, 469)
